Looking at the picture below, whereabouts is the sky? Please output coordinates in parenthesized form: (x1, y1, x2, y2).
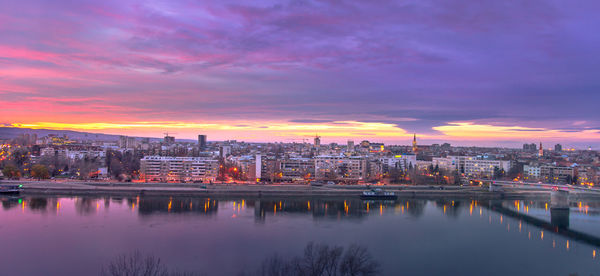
(1, 0, 600, 148)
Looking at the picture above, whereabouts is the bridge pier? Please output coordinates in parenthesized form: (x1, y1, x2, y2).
(550, 190, 570, 229)
(551, 190, 569, 209)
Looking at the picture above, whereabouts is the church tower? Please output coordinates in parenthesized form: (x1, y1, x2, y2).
(538, 141, 543, 157)
(412, 134, 418, 153)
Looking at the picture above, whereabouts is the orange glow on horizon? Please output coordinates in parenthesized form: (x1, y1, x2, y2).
(3, 119, 600, 144)
(433, 122, 600, 140)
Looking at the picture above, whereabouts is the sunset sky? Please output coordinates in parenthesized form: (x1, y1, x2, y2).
(2, 0, 600, 147)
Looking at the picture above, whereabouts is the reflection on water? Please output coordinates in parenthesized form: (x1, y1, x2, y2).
(0, 195, 599, 275)
(3, 196, 600, 233)
(0, 196, 439, 220)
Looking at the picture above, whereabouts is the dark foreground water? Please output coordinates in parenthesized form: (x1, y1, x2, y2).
(0, 195, 599, 275)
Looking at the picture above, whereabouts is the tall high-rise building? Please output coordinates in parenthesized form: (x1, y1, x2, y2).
(523, 143, 537, 152)
(314, 135, 321, 147)
(118, 135, 128, 148)
(255, 154, 262, 181)
(164, 135, 175, 145)
(412, 134, 418, 153)
(554, 144, 562, 152)
(219, 145, 231, 158)
(127, 136, 137, 148)
(198, 135, 207, 150)
(347, 140, 354, 152)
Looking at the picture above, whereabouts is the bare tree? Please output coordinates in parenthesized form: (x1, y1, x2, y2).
(298, 242, 343, 276)
(102, 250, 168, 276)
(250, 242, 379, 276)
(103, 244, 379, 276)
(339, 245, 380, 276)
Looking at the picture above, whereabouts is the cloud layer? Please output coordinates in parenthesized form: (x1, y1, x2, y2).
(1, 0, 600, 147)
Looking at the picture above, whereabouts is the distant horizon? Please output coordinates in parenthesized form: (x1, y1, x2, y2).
(1, 125, 594, 150)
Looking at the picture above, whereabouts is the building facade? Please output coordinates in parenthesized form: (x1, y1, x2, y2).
(140, 156, 219, 182)
(314, 156, 367, 180)
(279, 158, 315, 181)
(379, 154, 417, 171)
(432, 156, 510, 178)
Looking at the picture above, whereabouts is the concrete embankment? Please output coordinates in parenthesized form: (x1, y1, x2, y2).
(3, 180, 589, 200)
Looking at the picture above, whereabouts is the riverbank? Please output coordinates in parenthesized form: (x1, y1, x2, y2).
(6, 179, 600, 200)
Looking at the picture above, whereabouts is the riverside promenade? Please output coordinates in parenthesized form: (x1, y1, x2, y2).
(6, 179, 598, 200)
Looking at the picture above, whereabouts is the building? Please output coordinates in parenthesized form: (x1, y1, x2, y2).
(219, 146, 231, 158)
(118, 136, 127, 148)
(255, 154, 262, 180)
(554, 144, 562, 152)
(347, 140, 354, 152)
(163, 135, 175, 145)
(140, 156, 219, 182)
(539, 142, 543, 157)
(248, 155, 280, 182)
(462, 157, 510, 178)
(433, 156, 510, 178)
(523, 165, 541, 179)
(198, 135, 207, 150)
(118, 136, 138, 149)
(279, 158, 315, 181)
(523, 143, 537, 151)
(314, 135, 321, 147)
(314, 156, 367, 180)
(66, 150, 106, 160)
(412, 134, 418, 153)
(540, 165, 574, 184)
(369, 143, 385, 152)
(432, 156, 460, 171)
(40, 147, 68, 160)
(379, 154, 417, 171)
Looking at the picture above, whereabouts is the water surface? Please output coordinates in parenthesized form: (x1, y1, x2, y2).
(0, 195, 599, 275)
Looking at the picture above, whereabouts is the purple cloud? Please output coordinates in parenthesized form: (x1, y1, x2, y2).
(1, 0, 600, 146)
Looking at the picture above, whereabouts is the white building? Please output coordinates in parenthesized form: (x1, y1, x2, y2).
(433, 156, 511, 178)
(314, 156, 367, 180)
(523, 165, 541, 179)
(461, 157, 511, 178)
(379, 154, 417, 171)
(255, 154, 262, 180)
(140, 156, 219, 182)
(432, 156, 460, 171)
(219, 146, 232, 157)
(66, 150, 105, 160)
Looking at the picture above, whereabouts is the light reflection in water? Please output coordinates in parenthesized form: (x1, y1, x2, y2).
(2, 196, 600, 263)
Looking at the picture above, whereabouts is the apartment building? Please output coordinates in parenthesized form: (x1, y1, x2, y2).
(140, 156, 219, 182)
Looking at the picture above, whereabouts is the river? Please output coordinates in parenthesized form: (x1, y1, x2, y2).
(0, 195, 598, 275)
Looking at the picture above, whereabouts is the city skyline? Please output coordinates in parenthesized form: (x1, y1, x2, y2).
(0, 127, 587, 151)
(2, 0, 600, 147)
